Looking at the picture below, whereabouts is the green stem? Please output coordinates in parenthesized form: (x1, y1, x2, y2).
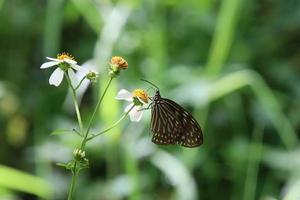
(66, 76, 114, 199)
(74, 75, 87, 90)
(243, 125, 263, 200)
(87, 105, 134, 141)
(67, 163, 77, 200)
(81, 77, 114, 150)
(65, 72, 84, 134)
(65, 72, 83, 200)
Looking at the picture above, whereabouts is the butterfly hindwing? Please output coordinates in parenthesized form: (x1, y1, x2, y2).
(162, 98, 203, 147)
(150, 94, 203, 148)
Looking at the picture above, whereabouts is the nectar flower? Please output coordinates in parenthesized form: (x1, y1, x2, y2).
(132, 89, 148, 104)
(115, 89, 149, 122)
(109, 56, 128, 77)
(40, 52, 86, 87)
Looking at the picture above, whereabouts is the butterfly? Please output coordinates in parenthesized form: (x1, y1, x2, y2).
(142, 79, 203, 148)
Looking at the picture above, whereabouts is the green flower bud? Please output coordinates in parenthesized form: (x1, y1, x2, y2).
(73, 148, 86, 161)
(86, 71, 98, 83)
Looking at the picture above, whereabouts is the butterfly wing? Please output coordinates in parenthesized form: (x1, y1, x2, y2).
(151, 99, 181, 145)
(151, 98, 203, 147)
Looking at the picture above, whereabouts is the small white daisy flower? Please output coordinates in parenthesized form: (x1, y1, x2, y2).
(115, 89, 149, 122)
(40, 52, 87, 87)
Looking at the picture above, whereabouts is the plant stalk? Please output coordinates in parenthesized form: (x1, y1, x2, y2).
(80, 77, 114, 149)
(87, 105, 134, 141)
(66, 77, 114, 199)
(67, 162, 77, 200)
(65, 72, 84, 134)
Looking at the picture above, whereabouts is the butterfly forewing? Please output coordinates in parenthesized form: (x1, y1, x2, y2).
(150, 91, 203, 148)
(151, 99, 181, 145)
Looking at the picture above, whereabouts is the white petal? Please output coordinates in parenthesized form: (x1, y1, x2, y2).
(46, 57, 61, 62)
(40, 61, 59, 69)
(129, 106, 143, 122)
(125, 103, 134, 113)
(71, 64, 89, 73)
(68, 69, 78, 87)
(49, 68, 64, 87)
(64, 59, 77, 65)
(115, 89, 133, 101)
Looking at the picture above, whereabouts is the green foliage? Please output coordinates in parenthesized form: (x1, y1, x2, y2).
(51, 129, 81, 136)
(0, 165, 52, 199)
(1, 0, 300, 199)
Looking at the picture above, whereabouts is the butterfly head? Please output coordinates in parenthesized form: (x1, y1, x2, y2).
(140, 79, 161, 102)
(153, 90, 161, 101)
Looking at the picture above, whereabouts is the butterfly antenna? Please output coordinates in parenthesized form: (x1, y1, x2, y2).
(145, 87, 156, 101)
(140, 79, 159, 90)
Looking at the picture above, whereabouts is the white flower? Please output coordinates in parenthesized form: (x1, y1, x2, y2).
(40, 53, 87, 87)
(115, 89, 149, 122)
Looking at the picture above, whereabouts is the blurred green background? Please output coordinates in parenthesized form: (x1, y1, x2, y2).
(1, 0, 300, 199)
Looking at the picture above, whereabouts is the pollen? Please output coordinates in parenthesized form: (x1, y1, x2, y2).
(132, 89, 148, 103)
(57, 52, 75, 61)
(110, 56, 128, 69)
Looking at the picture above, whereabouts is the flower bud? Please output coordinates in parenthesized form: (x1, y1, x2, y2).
(73, 148, 86, 161)
(109, 56, 128, 77)
(110, 56, 128, 69)
(86, 71, 98, 83)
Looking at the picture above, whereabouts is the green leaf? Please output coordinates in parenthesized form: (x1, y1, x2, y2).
(0, 0, 4, 10)
(76, 158, 89, 173)
(70, 0, 102, 33)
(50, 129, 79, 136)
(56, 162, 74, 171)
(0, 165, 52, 199)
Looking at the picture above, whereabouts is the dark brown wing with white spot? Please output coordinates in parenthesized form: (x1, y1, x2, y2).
(150, 97, 203, 148)
(163, 98, 203, 147)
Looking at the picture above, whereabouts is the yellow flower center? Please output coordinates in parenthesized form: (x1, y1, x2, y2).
(57, 52, 75, 61)
(132, 89, 148, 103)
(110, 56, 128, 69)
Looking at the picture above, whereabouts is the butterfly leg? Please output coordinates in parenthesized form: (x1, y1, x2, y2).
(137, 103, 153, 111)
